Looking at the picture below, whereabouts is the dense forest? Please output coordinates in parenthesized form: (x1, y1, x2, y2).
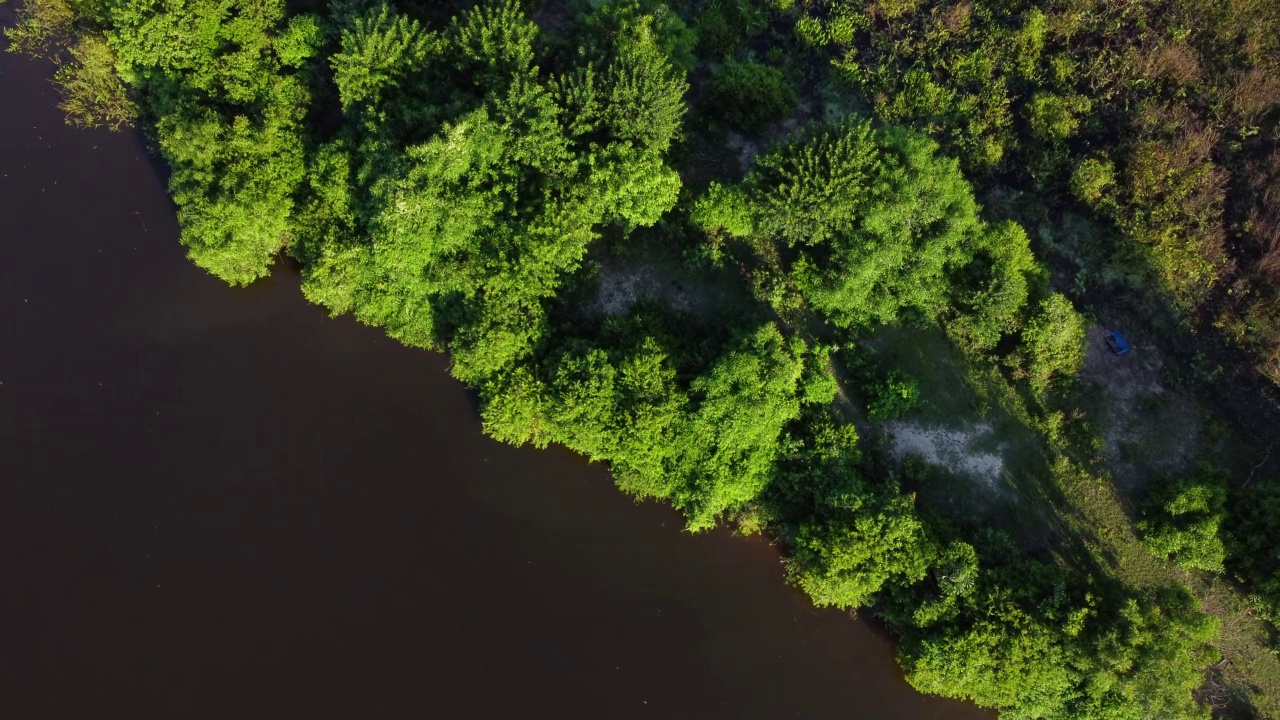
(7, 0, 1280, 716)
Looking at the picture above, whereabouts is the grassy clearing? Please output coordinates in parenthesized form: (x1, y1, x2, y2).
(852, 320, 1280, 717)
(849, 324, 1063, 549)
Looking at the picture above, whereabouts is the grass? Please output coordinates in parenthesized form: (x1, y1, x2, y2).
(3, 0, 73, 56)
(851, 319, 1280, 718)
(55, 34, 136, 130)
(850, 323, 1063, 549)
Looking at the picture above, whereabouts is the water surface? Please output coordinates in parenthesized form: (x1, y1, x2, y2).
(0, 40, 991, 720)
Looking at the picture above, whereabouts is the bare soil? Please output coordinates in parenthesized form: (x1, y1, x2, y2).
(884, 419, 1009, 494)
(1077, 325, 1201, 492)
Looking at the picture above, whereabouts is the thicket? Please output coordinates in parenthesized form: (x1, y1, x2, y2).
(787, 0, 1280, 338)
(703, 59, 798, 132)
(1139, 467, 1228, 574)
(765, 0, 1280, 697)
(9, 0, 1280, 717)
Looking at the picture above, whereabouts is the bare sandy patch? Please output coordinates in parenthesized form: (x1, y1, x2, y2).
(883, 420, 1006, 492)
(592, 259, 703, 317)
(1078, 325, 1199, 488)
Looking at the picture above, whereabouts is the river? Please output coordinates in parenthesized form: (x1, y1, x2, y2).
(0, 35, 991, 720)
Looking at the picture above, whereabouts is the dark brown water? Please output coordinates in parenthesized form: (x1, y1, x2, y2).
(0, 41, 992, 719)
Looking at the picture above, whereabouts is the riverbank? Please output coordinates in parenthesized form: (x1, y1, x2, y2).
(0, 39, 990, 719)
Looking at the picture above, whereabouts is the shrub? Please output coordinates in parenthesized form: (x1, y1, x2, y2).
(794, 16, 826, 47)
(1140, 469, 1227, 573)
(1070, 156, 1116, 206)
(1025, 93, 1090, 143)
(1227, 480, 1280, 622)
(704, 60, 798, 132)
(691, 181, 757, 237)
(54, 34, 136, 130)
(1121, 118, 1229, 312)
(1021, 293, 1086, 393)
(866, 370, 920, 420)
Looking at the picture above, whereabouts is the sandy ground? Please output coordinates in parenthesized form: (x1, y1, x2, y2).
(1077, 325, 1200, 489)
(592, 258, 709, 318)
(883, 419, 1008, 493)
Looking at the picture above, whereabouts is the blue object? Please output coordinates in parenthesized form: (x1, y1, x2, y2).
(1104, 331, 1131, 356)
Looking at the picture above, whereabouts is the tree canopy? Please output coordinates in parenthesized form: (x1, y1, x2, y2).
(18, 0, 1275, 716)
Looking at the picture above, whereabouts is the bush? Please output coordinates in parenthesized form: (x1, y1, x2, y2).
(866, 370, 919, 420)
(1120, 118, 1229, 312)
(690, 181, 756, 237)
(1227, 480, 1280, 622)
(1025, 93, 1090, 143)
(1140, 468, 1227, 573)
(1021, 294, 1086, 393)
(794, 15, 826, 47)
(694, 1, 767, 59)
(1070, 156, 1116, 206)
(704, 60, 798, 132)
(54, 34, 136, 129)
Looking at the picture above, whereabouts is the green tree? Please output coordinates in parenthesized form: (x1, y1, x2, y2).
(789, 487, 929, 609)
(300, 0, 688, 380)
(903, 600, 1076, 719)
(330, 4, 435, 112)
(599, 9, 688, 152)
(744, 118, 882, 248)
(156, 87, 308, 284)
(711, 120, 1021, 330)
(660, 324, 808, 530)
(108, 0, 314, 283)
(790, 126, 986, 328)
(946, 220, 1040, 351)
(1072, 590, 1218, 720)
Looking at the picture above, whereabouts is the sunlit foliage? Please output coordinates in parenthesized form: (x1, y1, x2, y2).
(22, 0, 1254, 717)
